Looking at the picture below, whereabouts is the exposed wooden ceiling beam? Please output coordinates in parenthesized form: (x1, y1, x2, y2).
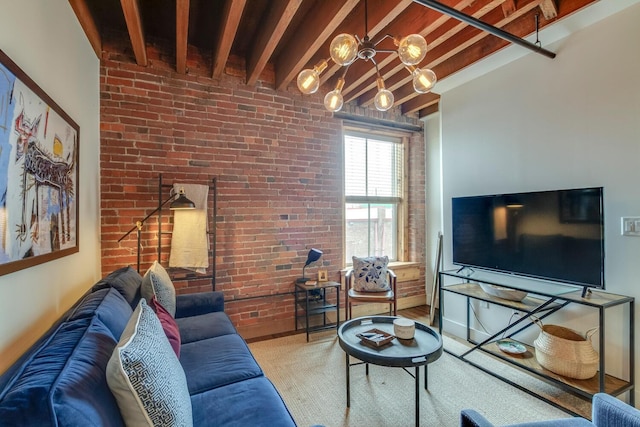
(502, 0, 517, 17)
(120, 0, 147, 66)
(401, 91, 440, 115)
(176, 0, 189, 74)
(418, 102, 440, 118)
(539, 0, 558, 19)
(213, 0, 247, 79)
(69, 0, 102, 58)
(274, 0, 359, 91)
(246, 0, 302, 85)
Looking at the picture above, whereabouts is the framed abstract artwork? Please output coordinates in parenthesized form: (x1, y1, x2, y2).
(0, 49, 79, 276)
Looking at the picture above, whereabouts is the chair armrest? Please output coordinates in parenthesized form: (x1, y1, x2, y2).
(460, 409, 495, 427)
(175, 291, 224, 318)
(387, 269, 397, 293)
(592, 393, 640, 427)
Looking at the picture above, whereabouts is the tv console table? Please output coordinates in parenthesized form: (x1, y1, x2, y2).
(438, 269, 635, 413)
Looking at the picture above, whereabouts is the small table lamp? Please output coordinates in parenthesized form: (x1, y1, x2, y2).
(296, 248, 323, 283)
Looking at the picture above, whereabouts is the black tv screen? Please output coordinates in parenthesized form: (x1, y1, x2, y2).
(452, 187, 604, 289)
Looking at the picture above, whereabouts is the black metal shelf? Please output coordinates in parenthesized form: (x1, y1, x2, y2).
(439, 269, 635, 411)
(294, 282, 341, 341)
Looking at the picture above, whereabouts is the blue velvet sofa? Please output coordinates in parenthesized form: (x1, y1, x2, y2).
(461, 392, 640, 427)
(0, 266, 296, 426)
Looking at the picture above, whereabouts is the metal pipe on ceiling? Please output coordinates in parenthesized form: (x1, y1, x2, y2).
(412, 0, 557, 59)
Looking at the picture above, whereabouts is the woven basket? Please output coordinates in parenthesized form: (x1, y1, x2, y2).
(533, 319, 599, 380)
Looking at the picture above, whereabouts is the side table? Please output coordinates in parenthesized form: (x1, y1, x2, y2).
(295, 281, 341, 341)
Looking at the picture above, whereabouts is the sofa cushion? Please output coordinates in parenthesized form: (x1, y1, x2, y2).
(107, 299, 192, 427)
(150, 296, 181, 358)
(190, 377, 296, 427)
(0, 317, 124, 427)
(352, 255, 390, 292)
(141, 261, 176, 317)
(92, 266, 143, 307)
(176, 311, 237, 344)
(180, 334, 263, 395)
(68, 287, 133, 339)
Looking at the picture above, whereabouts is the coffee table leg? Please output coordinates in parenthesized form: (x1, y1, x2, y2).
(345, 353, 351, 407)
(424, 364, 428, 390)
(415, 366, 420, 427)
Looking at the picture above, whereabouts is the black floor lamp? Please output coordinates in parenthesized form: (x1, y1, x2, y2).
(118, 187, 195, 273)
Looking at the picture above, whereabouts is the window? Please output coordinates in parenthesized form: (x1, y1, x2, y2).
(344, 130, 405, 263)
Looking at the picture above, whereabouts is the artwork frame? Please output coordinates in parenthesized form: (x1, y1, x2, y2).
(317, 269, 328, 282)
(0, 49, 80, 276)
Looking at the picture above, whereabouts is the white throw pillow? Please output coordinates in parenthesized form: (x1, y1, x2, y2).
(141, 261, 176, 317)
(106, 299, 192, 427)
(352, 256, 390, 292)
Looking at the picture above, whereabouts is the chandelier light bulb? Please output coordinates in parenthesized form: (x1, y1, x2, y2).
(324, 78, 345, 112)
(374, 78, 394, 111)
(330, 34, 358, 66)
(296, 60, 328, 95)
(412, 67, 437, 93)
(397, 34, 428, 66)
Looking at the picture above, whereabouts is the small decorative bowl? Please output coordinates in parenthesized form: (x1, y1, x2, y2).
(393, 318, 415, 340)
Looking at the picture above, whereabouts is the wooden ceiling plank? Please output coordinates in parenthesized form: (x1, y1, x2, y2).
(213, 0, 248, 79)
(418, 103, 440, 118)
(176, 0, 189, 74)
(69, 0, 102, 58)
(502, 0, 517, 17)
(401, 92, 440, 115)
(246, 0, 303, 85)
(274, 0, 359, 91)
(539, 0, 558, 20)
(120, 0, 147, 66)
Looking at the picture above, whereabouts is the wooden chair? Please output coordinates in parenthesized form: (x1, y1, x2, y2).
(344, 268, 397, 320)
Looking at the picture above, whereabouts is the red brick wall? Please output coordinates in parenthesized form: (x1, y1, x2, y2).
(99, 43, 426, 335)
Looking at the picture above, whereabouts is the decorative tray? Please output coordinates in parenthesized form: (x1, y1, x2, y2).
(356, 328, 395, 348)
(496, 339, 527, 355)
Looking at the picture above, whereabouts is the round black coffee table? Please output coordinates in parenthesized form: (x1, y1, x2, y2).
(338, 316, 443, 427)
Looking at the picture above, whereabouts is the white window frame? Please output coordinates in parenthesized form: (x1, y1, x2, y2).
(343, 126, 409, 265)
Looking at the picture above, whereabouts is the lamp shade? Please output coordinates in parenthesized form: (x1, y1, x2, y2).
(304, 248, 323, 267)
(170, 189, 196, 210)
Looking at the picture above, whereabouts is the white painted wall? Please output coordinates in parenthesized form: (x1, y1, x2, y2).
(0, 0, 101, 373)
(435, 0, 640, 399)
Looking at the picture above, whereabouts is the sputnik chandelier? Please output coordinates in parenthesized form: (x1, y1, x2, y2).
(297, 0, 437, 112)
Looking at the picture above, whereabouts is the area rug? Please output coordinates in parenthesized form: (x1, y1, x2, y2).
(249, 331, 590, 427)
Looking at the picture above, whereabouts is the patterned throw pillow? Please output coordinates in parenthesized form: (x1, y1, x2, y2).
(352, 256, 390, 292)
(106, 299, 193, 427)
(141, 261, 176, 317)
(149, 296, 181, 358)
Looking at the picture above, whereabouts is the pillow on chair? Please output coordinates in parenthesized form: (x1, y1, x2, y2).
(352, 256, 390, 292)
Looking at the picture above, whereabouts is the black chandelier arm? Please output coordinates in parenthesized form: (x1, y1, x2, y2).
(373, 33, 395, 47)
(117, 192, 176, 243)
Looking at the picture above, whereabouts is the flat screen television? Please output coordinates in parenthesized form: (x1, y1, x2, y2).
(452, 187, 604, 295)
